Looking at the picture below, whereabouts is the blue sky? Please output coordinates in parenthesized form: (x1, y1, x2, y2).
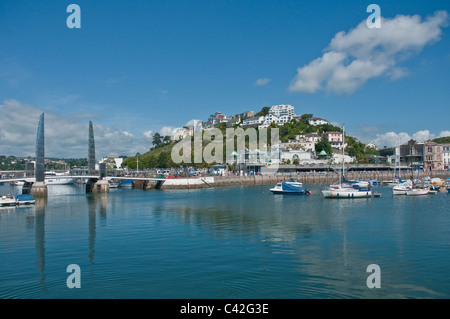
(1, 0, 449, 157)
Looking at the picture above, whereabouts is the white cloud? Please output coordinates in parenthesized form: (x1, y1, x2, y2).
(0, 99, 148, 158)
(371, 130, 440, 148)
(439, 131, 450, 138)
(289, 10, 449, 95)
(412, 130, 435, 142)
(159, 126, 176, 137)
(143, 130, 153, 139)
(255, 78, 271, 86)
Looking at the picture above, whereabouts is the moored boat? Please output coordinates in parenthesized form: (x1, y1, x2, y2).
(321, 125, 372, 199)
(16, 194, 35, 205)
(392, 180, 413, 195)
(405, 188, 429, 196)
(270, 182, 310, 195)
(321, 184, 372, 198)
(118, 179, 134, 188)
(0, 194, 17, 207)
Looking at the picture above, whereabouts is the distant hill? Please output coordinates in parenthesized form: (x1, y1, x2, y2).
(432, 136, 450, 144)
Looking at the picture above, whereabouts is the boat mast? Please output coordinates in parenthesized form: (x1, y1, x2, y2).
(341, 125, 345, 186)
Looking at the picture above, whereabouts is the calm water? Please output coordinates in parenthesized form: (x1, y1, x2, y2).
(0, 182, 449, 299)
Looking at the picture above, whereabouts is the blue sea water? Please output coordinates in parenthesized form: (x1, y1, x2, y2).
(0, 182, 449, 299)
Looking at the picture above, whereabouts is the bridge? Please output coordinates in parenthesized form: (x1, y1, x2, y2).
(0, 113, 167, 196)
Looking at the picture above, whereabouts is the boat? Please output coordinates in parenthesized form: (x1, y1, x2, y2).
(44, 171, 79, 185)
(108, 179, 119, 188)
(321, 125, 372, 199)
(406, 188, 429, 196)
(270, 182, 310, 195)
(322, 184, 373, 198)
(368, 179, 381, 186)
(0, 194, 17, 207)
(118, 179, 134, 188)
(16, 194, 35, 205)
(284, 178, 303, 187)
(11, 180, 25, 186)
(392, 180, 413, 195)
(10, 173, 78, 186)
(343, 176, 369, 188)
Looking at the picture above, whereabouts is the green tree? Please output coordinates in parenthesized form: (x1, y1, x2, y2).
(315, 137, 332, 156)
(255, 106, 270, 117)
(152, 133, 162, 146)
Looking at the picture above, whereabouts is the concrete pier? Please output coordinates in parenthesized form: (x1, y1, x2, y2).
(92, 180, 110, 193)
(30, 181, 48, 197)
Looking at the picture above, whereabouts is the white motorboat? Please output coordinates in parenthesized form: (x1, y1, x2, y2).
(44, 171, 78, 185)
(0, 194, 17, 207)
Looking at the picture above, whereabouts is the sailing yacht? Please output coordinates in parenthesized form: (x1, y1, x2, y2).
(321, 125, 373, 199)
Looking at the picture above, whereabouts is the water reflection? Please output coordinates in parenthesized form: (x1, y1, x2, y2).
(1, 183, 449, 298)
(34, 197, 47, 288)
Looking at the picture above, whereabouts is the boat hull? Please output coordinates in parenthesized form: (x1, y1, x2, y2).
(321, 189, 372, 198)
(270, 189, 307, 195)
(0, 195, 17, 207)
(392, 189, 407, 195)
(406, 189, 429, 196)
(16, 194, 36, 205)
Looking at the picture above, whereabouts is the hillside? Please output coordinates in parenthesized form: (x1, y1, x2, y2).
(121, 113, 378, 169)
(432, 136, 450, 144)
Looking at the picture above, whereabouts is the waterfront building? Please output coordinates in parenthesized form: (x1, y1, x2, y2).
(423, 141, 443, 171)
(99, 153, 123, 169)
(332, 153, 354, 164)
(399, 140, 422, 168)
(442, 143, 450, 169)
(280, 149, 312, 163)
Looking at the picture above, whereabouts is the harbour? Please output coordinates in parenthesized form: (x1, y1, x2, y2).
(0, 181, 449, 299)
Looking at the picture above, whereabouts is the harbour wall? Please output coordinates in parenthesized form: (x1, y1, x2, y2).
(134, 171, 449, 190)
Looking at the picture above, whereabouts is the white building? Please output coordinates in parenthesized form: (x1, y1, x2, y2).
(296, 133, 321, 143)
(309, 117, 330, 126)
(280, 149, 312, 163)
(269, 104, 295, 118)
(332, 153, 354, 164)
(322, 131, 344, 149)
(442, 143, 450, 168)
(99, 153, 124, 169)
(242, 116, 265, 126)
